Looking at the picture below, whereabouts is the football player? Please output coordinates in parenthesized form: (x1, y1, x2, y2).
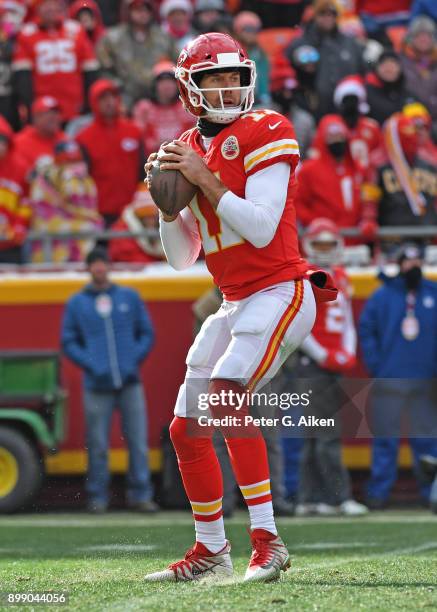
(294, 218, 368, 517)
(144, 33, 322, 583)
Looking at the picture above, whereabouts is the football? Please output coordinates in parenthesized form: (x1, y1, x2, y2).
(149, 160, 197, 217)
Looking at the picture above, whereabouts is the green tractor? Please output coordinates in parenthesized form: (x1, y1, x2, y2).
(0, 351, 66, 513)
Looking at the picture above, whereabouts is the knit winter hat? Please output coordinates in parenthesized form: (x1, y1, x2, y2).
(408, 16, 436, 39)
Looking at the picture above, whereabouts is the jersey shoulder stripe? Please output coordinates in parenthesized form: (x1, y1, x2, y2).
(244, 139, 299, 173)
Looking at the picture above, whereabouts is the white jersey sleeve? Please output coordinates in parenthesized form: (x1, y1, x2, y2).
(217, 162, 290, 248)
(159, 207, 201, 270)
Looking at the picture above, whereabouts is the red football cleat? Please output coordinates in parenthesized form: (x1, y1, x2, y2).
(244, 529, 290, 582)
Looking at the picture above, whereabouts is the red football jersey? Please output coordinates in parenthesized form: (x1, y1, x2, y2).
(13, 20, 98, 120)
(311, 267, 356, 353)
(180, 109, 308, 300)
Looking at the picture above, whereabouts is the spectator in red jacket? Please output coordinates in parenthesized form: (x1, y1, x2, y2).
(12, 0, 99, 122)
(109, 185, 164, 264)
(132, 61, 195, 158)
(76, 79, 144, 226)
(309, 76, 382, 177)
(69, 0, 106, 47)
(14, 96, 65, 178)
(0, 116, 30, 264)
(295, 115, 375, 240)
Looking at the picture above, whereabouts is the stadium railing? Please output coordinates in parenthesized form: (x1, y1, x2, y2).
(0, 226, 436, 266)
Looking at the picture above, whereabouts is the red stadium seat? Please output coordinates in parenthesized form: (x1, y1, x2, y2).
(257, 28, 301, 61)
(386, 25, 407, 52)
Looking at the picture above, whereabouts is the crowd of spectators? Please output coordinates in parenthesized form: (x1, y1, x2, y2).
(0, 0, 436, 265)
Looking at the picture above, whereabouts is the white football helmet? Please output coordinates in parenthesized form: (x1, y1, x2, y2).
(174, 32, 257, 124)
(302, 218, 344, 267)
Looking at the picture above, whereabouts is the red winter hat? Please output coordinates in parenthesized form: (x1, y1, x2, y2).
(334, 75, 369, 114)
(89, 78, 120, 113)
(32, 95, 61, 115)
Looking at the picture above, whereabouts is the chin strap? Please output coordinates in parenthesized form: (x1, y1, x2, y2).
(197, 117, 230, 138)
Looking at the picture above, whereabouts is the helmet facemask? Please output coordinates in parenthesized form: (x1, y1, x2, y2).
(176, 61, 256, 124)
(303, 230, 344, 267)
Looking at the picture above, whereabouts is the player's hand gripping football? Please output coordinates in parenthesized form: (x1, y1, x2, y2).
(144, 151, 158, 187)
(145, 141, 228, 216)
(144, 150, 158, 188)
(159, 141, 228, 207)
(158, 141, 210, 186)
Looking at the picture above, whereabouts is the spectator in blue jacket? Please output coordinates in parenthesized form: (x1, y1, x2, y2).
(62, 247, 156, 513)
(359, 243, 437, 510)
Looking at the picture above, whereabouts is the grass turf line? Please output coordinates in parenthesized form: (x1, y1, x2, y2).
(0, 511, 436, 611)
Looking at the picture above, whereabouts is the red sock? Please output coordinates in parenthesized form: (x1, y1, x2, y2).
(208, 379, 276, 534)
(169, 416, 226, 552)
(208, 379, 273, 505)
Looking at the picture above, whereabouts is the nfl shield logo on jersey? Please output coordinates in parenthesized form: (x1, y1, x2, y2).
(221, 135, 240, 160)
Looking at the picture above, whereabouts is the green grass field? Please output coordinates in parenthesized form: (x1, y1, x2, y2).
(0, 511, 436, 611)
